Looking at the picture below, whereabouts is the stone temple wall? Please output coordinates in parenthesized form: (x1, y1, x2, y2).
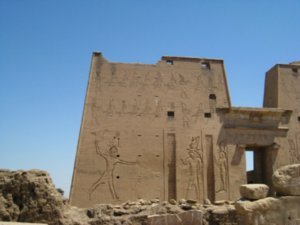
(70, 53, 300, 207)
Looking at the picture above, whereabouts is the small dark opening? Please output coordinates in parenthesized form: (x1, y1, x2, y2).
(292, 68, 298, 73)
(116, 176, 120, 179)
(204, 112, 211, 118)
(298, 116, 300, 122)
(167, 111, 175, 118)
(201, 62, 210, 70)
(116, 154, 120, 158)
(166, 60, 173, 65)
(137, 134, 142, 136)
(209, 94, 216, 100)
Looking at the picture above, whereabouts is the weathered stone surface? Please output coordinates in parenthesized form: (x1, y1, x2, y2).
(0, 169, 64, 225)
(0, 223, 47, 225)
(240, 184, 269, 200)
(273, 164, 300, 196)
(147, 210, 203, 225)
(2, 168, 300, 225)
(235, 196, 300, 225)
(235, 197, 280, 213)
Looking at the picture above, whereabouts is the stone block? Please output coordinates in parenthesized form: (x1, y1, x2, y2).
(272, 164, 300, 196)
(240, 184, 269, 200)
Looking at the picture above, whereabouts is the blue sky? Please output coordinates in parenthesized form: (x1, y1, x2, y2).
(1, 1, 299, 196)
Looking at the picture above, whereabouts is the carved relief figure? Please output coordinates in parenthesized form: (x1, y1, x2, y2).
(192, 103, 203, 122)
(119, 100, 127, 115)
(181, 103, 190, 128)
(166, 73, 177, 89)
(89, 132, 136, 200)
(139, 99, 152, 116)
(181, 136, 203, 201)
(131, 99, 140, 115)
(105, 99, 115, 116)
(288, 138, 300, 164)
(178, 73, 188, 85)
(194, 74, 204, 92)
(154, 98, 163, 117)
(216, 141, 228, 192)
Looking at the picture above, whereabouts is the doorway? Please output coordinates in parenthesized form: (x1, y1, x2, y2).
(245, 147, 267, 184)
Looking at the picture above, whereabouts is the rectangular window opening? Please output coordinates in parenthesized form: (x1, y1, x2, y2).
(201, 62, 211, 70)
(167, 111, 175, 118)
(209, 94, 217, 100)
(204, 112, 211, 118)
(166, 60, 173, 65)
(292, 68, 298, 73)
(298, 116, 300, 122)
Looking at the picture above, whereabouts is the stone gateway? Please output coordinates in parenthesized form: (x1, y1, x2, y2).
(70, 53, 300, 207)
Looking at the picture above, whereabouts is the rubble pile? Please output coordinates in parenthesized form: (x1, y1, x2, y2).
(1, 164, 300, 225)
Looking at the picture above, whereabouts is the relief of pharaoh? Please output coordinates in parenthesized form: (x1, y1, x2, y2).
(89, 132, 136, 200)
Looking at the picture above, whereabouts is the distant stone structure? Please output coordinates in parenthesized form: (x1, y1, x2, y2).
(70, 53, 300, 207)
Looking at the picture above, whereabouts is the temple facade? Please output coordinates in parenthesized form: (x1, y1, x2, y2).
(70, 53, 300, 207)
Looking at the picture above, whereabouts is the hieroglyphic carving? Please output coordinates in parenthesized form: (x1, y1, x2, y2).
(104, 99, 115, 116)
(165, 73, 177, 89)
(180, 88, 189, 99)
(89, 132, 136, 200)
(153, 72, 163, 89)
(131, 99, 140, 115)
(181, 136, 204, 201)
(226, 132, 272, 145)
(178, 73, 188, 85)
(91, 101, 101, 124)
(119, 100, 127, 115)
(139, 99, 152, 116)
(181, 103, 190, 128)
(194, 73, 204, 92)
(154, 99, 163, 117)
(178, 73, 189, 99)
(288, 133, 300, 164)
(192, 103, 203, 122)
(216, 141, 229, 193)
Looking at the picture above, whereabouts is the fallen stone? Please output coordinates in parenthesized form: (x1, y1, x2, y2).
(204, 198, 212, 205)
(214, 200, 226, 205)
(235, 197, 280, 214)
(178, 199, 186, 205)
(186, 199, 197, 204)
(150, 199, 160, 203)
(180, 203, 192, 210)
(272, 164, 300, 196)
(240, 184, 269, 200)
(169, 199, 177, 205)
(211, 206, 228, 215)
